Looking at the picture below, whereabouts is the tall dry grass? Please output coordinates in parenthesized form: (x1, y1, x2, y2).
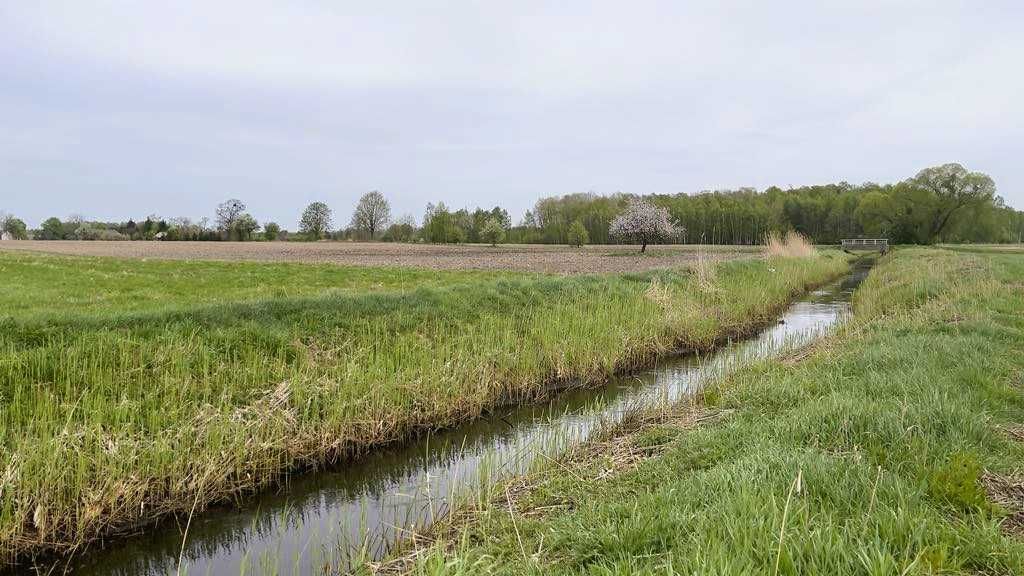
(692, 249, 718, 294)
(763, 231, 817, 258)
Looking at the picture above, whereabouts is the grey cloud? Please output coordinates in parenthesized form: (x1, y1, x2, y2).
(2, 1, 1022, 228)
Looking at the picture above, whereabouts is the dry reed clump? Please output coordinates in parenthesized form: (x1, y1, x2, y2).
(643, 278, 707, 335)
(692, 250, 719, 293)
(643, 279, 676, 315)
(763, 231, 817, 258)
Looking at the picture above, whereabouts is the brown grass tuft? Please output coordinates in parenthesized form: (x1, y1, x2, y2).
(764, 231, 817, 258)
(982, 471, 1024, 537)
(692, 249, 719, 293)
(1002, 424, 1024, 443)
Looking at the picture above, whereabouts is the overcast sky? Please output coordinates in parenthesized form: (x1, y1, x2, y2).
(2, 1, 1022, 229)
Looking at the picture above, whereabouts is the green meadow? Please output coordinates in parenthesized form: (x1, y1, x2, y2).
(396, 248, 1024, 575)
(0, 252, 520, 318)
(0, 250, 847, 561)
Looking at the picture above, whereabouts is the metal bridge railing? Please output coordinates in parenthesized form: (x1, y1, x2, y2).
(841, 238, 889, 252)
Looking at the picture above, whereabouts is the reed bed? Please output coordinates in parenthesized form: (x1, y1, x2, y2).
(0, 250, 846, 563)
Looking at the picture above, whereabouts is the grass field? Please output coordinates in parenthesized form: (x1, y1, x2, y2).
(388, 248, 1024, 575)
(0, 250, 520, 319)
(0, 248, 846, 563)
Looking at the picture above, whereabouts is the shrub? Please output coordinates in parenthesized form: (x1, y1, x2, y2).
(568, 219, 589, 247)
(75, 224, 126, 241)
(479, 217, 506, 246)
(263, 222, 282, 241)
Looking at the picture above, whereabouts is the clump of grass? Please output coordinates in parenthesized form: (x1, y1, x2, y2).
(692, 248, 718, 294)
(764, 231, 816, 258)
(928, 452, 988, 512)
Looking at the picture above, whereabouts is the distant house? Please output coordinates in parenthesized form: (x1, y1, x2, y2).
(0, 231, 12, 241)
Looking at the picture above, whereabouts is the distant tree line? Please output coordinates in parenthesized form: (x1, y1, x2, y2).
(516, 165, 1022, 246)
(518, 164, 1021, 245)
(3, 164, 1021, 245)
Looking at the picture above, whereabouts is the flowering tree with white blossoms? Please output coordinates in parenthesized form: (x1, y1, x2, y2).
(609, 198, 680, 253)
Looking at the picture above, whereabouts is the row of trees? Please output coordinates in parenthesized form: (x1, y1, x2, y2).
(207, 192, 397, 242)
(418, 204, 510, 244)
(518, 164, 1022, 245)
(3, 164, 1022, 245)
(2, 195, 361, 243)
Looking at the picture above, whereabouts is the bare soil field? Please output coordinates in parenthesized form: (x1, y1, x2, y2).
(0, 241, 757, 274)
(939, 243, 1024, 254)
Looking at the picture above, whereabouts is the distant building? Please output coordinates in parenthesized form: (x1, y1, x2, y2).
(0, 231, 12, 241)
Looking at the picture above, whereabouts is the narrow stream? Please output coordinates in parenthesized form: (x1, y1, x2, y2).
(48, 263, 871, 576)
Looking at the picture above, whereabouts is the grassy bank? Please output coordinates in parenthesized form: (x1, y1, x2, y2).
(0, 251, 846, 562)
(390, 248, 1024, 575)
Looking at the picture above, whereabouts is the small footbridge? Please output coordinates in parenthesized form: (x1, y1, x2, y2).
(841, 238, 889, 254)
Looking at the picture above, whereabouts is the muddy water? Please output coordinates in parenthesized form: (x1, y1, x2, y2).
(52, 263, 871, 576)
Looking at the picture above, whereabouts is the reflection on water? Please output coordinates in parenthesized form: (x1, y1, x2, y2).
(49, 264, 871, 576)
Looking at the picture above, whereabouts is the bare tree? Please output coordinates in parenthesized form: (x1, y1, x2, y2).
(215, 199, 246, 239)
(299, 201, 333, 240)
(350, 191, 390, 240)
(609, 198, 679, 253)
